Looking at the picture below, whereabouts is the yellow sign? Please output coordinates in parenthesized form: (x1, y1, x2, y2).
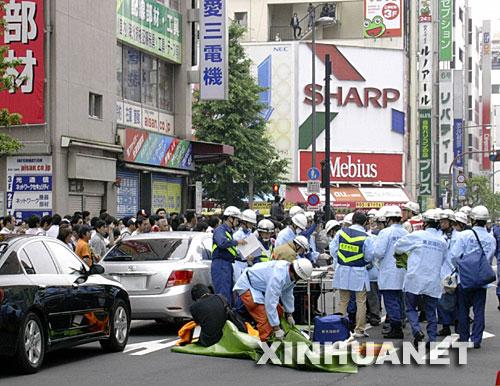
(152, 180, 182, 213)
(355, 202, 384, 209)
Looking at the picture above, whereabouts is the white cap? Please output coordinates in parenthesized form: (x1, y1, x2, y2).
(440, 209, 456, 222)
(423, 208, 441, 222)
(343, 213, 354, 225)
(384, 205, 402, 218)
(376, 207, 388, 222)
(291, 213, 308, 230)
(459, 206, 472, 216)
(293, 235, 310, 252)
(289, 206, 305, 217)
(403, 201, 420, 214)
(470, 205, 490, 221)
(240, 209, 257, 224)
(292, 258, 313, 280)
(367, 209, 379, 218)
(325, 219, 341, 234)
(223, 206, 241, 219)
(257, 219, 274, 233)
(454, 211, 468, 225)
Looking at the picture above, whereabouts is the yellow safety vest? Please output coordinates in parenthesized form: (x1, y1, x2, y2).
(212, 231, 238, 257)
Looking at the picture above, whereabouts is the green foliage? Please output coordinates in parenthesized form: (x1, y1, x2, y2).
(0, 1, 24, 154)
(193, 22, 287, 205)
(465, 176, 500, 218)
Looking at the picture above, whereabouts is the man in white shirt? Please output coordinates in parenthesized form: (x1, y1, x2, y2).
(46, 214, 61, 238)
(0, 215, 15, 234)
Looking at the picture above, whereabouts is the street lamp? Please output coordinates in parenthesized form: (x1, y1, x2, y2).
(311, 12, 336, 169)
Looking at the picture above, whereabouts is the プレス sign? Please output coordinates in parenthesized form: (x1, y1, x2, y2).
(418, 110, 432, 203)
(117, 0, 182, 64)
(439, 0, 452, 61)
(200, 0, 228, 100)
(0, 0, 45, 124)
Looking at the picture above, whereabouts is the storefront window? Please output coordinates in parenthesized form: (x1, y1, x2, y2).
(123, 46, 141, 102)
(159, 60, 174, 112)
(141, 53, 158, 108)
(117, 44, 123, 97)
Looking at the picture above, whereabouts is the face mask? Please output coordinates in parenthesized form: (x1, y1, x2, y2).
(262, 237, 270, 242)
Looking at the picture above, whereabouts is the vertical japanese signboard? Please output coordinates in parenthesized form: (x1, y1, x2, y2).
(482, 25, 492, 170)
(6, 156, 52, 220)
(200, 0, 228, 100)
(363, 0, 403, 38)
(117, 0, 182, 64)
(0, 0, 44, 124)
(418, 110, 432, 209)
(439, 70, 453, 174)
(453, 119, 463, 168)
(439, 0, 452, 61)
(418, 0, 433, 109)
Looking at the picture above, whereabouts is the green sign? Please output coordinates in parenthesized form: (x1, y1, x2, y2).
(419, 109, 432, 197)
(117, 0, 182, 64)
(439, 0, 452, 61)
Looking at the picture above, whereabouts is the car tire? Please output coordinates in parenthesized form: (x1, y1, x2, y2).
(100, 299, 130, 352)
(15, 312, 45, 374)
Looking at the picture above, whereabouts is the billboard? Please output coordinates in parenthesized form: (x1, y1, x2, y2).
(418, 110, 432, 204)
(482, 22, 492, 170)
(439, 0, 452, 61)
(299, 152, 403, 184)
(0, 0, 45, 124)
(418, 0, 433, 109)
(117, 0, 182, 64)
(6, 156, 52, 220)
(363, 0, 403, 38)
(123, 128, 194, 170)
(439, 70, 453, 174)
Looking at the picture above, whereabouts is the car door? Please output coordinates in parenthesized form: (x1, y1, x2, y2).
(44, 240, 109, 337)
(19, 241, 71, 342)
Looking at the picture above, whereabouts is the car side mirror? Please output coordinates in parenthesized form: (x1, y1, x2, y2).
(88, 264, 105, 275)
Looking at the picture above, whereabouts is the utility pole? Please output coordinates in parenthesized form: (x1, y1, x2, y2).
(324, 54, 332, 221)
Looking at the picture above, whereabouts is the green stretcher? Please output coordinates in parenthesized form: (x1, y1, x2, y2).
(172, 320, 358, 373)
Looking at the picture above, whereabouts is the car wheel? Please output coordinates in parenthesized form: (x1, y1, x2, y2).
(100, 299, 130, 352)
(15, 312, 45, 374)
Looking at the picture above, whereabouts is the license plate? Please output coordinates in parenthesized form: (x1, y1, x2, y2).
(120, 276, 147, 290)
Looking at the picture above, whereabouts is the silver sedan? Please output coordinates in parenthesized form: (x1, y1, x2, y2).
(100, 232, 213, 322)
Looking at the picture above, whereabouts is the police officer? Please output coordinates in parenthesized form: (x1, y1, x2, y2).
(402, 201, 423, 233)
(450, 205, 497, 349)
(394, 209, 448, 346)
(275, 213, 308, 247)
(330, 211, 375, 338)
(454, 211, 469, 232)
(211, 206, 247, 306)
(374, 205, 409, 339)
(437, 209, 459, 336)
(254, 219, 275, 264)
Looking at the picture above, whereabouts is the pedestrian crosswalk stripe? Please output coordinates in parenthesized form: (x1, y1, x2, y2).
(124, 338, 179, 356)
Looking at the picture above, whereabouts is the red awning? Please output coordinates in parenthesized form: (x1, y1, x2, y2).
(192, 140, 234, 164)
(284, 185, 410, 209)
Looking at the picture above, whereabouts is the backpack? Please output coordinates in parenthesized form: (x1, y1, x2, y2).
(312, 313, 350, 344)
(456, 230, 496, 289)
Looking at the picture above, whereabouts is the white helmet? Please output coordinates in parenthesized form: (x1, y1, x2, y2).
(305, 211, 315, 221)
(440, 209, 456, 222)
(293, 235, 310, 252)
(324, 219, 341, 234)
(223, 206, 241, 219)
(403, 201, 420, 214)
(289, 206, 305, 217)
(376, 207, 388, 222)
(292, 258, 313, 280)
(343, 213, 354, 225)
(422, 208, 441, 222)
(384, 205, 402, 218)
(291, 213, 308, 230)
(367, 209, 378, 218)
(240, 209, 257, 224)
(454, 211, 468, 225)
(470, 205, 490, 221)
(459, 206, 472, 216)
(257, 219, 275, 233)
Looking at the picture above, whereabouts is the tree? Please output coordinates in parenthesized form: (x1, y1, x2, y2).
(0, 0, 24, 154)
(465, 176, 500, 219)
(193, 22, 287, 206)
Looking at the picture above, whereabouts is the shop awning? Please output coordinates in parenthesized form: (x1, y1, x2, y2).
(192, 140, 234, 164)
(285, 185, 410, 209)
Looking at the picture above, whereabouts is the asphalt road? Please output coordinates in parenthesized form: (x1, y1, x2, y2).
(1, 288, 499, 386)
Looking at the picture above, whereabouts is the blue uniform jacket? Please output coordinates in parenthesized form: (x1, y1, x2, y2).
(449, 226, 497, 288)
(212, 223, 238, 262)
(440, 229, 459, 278)
(233, 260, 295, 327)
(275, 226, 295, 247)
(394, 228, 447, 299)
(374, 224, 409, 290)
(330, 224, 374, 291)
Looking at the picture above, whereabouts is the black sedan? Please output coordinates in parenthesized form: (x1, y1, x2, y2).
(0, 235, 131, 373)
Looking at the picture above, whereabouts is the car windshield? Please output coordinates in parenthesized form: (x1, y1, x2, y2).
(104, 238, 191, 262)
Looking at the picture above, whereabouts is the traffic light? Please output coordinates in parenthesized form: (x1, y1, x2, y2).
(320, 160, 329, 188)
(272, 183, 280, 196)
(489, 150, 500, 162)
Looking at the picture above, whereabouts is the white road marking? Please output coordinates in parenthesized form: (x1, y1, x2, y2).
(124, 338, 179, 356)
